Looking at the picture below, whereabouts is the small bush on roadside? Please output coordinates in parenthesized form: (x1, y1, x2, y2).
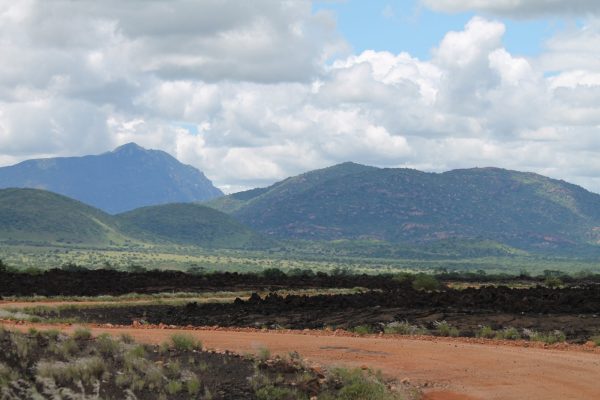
(434, 321, 459, 337)
(495, 327, 521, 340)
(477, 326, 496, 339)
(352, 325, 373, 335)
(590, 336, 600, 346)
(527, 330, 566, 344)
(171, 334, 201, 352)
(384, 321, 427, 336)
(257, 347, 271, 362)
(72, 327, 92, 341)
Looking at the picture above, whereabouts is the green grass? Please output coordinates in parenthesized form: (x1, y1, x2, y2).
(170, 334, 201, 352)
(434, 321, 460, 337)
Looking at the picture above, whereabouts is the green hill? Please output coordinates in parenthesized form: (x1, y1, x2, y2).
(116, 203, 272, 249)
(0, 188, 269, 249)
(205, 164, 600, 253)
(0, 188, 127, 245)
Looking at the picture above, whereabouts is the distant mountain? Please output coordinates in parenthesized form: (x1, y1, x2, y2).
(206, 163, 600, 251)
(0, 188, 127, 245)
(0, 188, 267, 249)
(117, 203, 272, 249)
(0, 143, 223, 213)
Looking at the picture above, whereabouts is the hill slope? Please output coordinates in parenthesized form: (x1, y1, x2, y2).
(0, 188, 268, 249)
(0, 143, 223, 213)
(206, 164, 600, 251)
(116, 203, 271, 249)
(0, 188, 126, 245)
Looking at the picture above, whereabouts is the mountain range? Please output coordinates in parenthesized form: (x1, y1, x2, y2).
(206, 162, 600, 251)
(2, 144, 600, 256)
(0, 143, 222, 213)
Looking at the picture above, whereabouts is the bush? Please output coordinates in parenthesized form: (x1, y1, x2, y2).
(477, 326, 496, 339)
(257, 347, 271, 362)
(384, 321, 427, 336)
(495, 327, 520, 340)
(590, 336, 600, 347)
(256, 385, 301, 400)
(527, 330, 566, 344)
(434, 321, 459, 337)
(171, 334, 201, 352)
(72, 327, 92, 341)
(352, 325, 373, 335)
(544, 276, 563, 288)
(186, 374, 201, 395)
(323, 368, 402, 400)
(166, 380, 183, 395)
(412, 274, 440, 291)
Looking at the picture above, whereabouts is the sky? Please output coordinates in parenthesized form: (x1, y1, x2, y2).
(1, 1, 600, 193)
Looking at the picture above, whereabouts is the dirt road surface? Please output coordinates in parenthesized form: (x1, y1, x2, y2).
(2, 321, 599, 400)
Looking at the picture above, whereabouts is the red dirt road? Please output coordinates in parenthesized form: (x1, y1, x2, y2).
(3, 322, 600, 400)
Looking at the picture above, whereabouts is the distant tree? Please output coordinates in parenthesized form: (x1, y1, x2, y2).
(261, 268, 286, 279)
(412, 273, 441, 291)
(127, 264, 146, 274)
(0, 259, 7, 273)
(544, 276, 563, 288)
(61, 262, 84, 272)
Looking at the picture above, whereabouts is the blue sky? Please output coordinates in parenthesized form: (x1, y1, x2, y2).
(314, 0, 568, 59)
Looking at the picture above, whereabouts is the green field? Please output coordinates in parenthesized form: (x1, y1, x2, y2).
(1, 243, 599, 276)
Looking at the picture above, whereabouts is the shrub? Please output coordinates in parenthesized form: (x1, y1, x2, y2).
(352, 325, 373, 335)
(544, 276, 563, 288)
(590, 336, 600, 347)
(412, 274, 440, 291)
(434, 321, 459, 337)
(527, 330, 566, 344)
(384, 321, 427, 336)
(495, 327, 520, 340)
(186, 374, 201, 395)
(323, 368, 402, 400)
(119, 333, 135, 344)
(171, 334, 201, 352)
(257, 347, 271, 362)
(36, 357, 107, 386)
(166, 380, 183, 395)
(72, 327, 92, 341)
(255, 385, 301, 400)
(96, 333, 121, 357)
(0, 362, 15, 386)
(477, 326, 496, 339)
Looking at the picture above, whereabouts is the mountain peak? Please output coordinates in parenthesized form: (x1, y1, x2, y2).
(112, 142, 147, 153)
(0, 144, 223, 213)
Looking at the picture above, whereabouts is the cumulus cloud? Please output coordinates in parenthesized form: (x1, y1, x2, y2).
(1, 1, 600, 194)
(422, 0, 600, 18)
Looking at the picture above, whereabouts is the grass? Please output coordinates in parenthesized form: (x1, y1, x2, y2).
(170, 333, 201, 352)
(321, 368, 403, 400)
(384, 321, 428, 336)
(433, 321, 460, 337)
(352, 325, 374, 335)
(526, 329, 566, 344)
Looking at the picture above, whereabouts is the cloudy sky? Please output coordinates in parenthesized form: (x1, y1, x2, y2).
(1, 0, 600, 193)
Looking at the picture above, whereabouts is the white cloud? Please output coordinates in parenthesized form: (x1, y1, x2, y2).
(422, 0, 600, 18)
(1, 2, 600, 194)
